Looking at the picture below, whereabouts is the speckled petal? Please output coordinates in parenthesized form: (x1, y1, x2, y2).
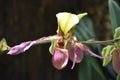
(52, 48, 69, 70)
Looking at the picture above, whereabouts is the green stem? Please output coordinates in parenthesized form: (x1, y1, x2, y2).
(81, 37, 120, 45)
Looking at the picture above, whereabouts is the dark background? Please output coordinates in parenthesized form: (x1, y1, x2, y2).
(0, 0, 120, 80)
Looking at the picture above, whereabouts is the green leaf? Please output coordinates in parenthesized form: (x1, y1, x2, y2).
(49, 39, 58, 55)
(56, 12, 87, 35)
(0, 38, 8, 53)
(114, 27, 120, 46)
(102, 45, 115, 66)
(74, 16, 95, 41)
(117, 74, 120, 80)
(78, 56, 93, 80)
(75, 16, 106, 80)
(88, 55, 106, 80)
(109, 0, 120, 34)
(114, 27, 120, 39)
(79, 55, 106, 80)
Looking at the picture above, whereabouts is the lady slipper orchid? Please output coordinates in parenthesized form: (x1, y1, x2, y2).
(50, 12, 105, 69)
(6, 12, 105, 70)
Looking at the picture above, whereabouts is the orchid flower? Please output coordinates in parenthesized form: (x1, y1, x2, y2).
(50, 12, 105, 69)
(0, 12, 106, 70)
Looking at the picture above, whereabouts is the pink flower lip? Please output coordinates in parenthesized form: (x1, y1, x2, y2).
(52, 48, 69, 70)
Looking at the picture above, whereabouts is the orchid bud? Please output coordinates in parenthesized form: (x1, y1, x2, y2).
(68, 44, 84, 69)
(52, 48, 69, 70)
(112, 48, 120, 74)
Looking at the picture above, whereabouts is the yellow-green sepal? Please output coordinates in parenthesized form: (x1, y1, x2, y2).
(56, 12, 87, 35)
(102, 45, 115, 66)
(56, 12, 79, 35)
(49, 39, 58, 55)
(0, 38, 8, 53)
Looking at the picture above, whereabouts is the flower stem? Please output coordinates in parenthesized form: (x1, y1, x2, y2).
(81, 37, 120, 45)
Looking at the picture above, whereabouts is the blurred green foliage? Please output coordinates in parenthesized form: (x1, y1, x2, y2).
(74, 16, 106, 80)
(109, 0, 120, 34)
(117, 74, 120, 80)
(109, 0, 120, 79)
(74, 0, 120, 80)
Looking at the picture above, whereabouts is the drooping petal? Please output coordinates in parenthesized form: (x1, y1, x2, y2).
(76, 42, 105, 59)
(52, 48, 69, 70)
(68, 44, 84, 69)
(112, 48, 120, 74)
(85, 49, 104, 59)
(7, 41, 35, 55)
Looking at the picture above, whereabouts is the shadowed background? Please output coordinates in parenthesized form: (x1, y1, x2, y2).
(0, 0, 120, 80)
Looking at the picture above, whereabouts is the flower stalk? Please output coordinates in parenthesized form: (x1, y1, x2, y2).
(81, 37, 120, 45)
